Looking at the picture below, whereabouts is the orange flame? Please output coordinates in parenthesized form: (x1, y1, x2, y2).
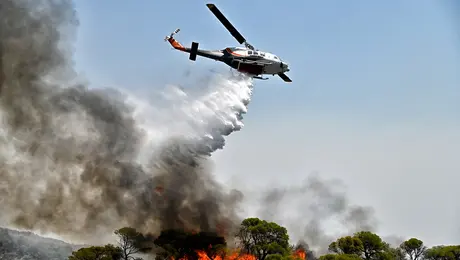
(226, 251, 256, 260)
(173, 249, 305, 260)
(293, 249, 306, 260)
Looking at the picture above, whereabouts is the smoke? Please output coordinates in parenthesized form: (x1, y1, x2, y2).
(0, 0, 251, 244)
(0, 0, 385, 256)
(256, 173, 378, 255)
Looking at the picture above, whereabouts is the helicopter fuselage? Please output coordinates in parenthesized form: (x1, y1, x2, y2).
(164, 3, 292, 82)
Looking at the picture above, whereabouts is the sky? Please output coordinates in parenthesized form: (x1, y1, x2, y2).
(73, 0, 459, 247)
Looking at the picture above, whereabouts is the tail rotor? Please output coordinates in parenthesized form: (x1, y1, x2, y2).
(164, 28, 180, 41)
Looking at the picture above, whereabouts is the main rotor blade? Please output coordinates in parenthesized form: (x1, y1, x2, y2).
(206, 3, 246, 45)
(278, 73, 292, 82)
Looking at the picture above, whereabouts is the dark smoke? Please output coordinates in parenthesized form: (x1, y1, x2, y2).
(0, 0, 251, 244)
(257, 173, 378, 255)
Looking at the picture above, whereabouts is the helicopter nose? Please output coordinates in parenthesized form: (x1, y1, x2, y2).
(281, 62, 289, 71)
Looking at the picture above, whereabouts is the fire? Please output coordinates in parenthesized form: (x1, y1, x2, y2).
(293, 249, 306, 260)
(191, 250, 256, 260)
(174, 249, 306, 260)
(176, 250, 256, 260)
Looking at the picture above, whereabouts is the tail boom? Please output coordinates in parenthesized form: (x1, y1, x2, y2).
(164, 29, 223, 61)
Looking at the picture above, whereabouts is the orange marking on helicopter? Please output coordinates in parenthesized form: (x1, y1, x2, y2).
(168, 38, 186, 51)
(225, 48, 246, 57)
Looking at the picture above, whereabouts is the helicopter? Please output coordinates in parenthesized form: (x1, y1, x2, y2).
(164, 3, 292, 82)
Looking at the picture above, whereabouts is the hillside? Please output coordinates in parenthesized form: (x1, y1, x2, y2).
(0, 227, 80, 260)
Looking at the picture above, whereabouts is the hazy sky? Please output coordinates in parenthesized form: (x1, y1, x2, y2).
(73, 0, 459, 247)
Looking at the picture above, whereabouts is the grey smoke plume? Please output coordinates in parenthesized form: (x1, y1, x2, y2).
(0, 0, 252, 244)
(257, 173, 378, 255)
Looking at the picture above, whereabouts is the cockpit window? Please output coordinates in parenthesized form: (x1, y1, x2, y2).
(274, 56, 279, 60)
(254, 51, 259, 55)
(248, 51, 253, 55)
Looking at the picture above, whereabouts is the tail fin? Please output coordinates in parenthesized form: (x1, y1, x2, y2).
(164, 28, 185, 51)
(189, 42, 199, 61)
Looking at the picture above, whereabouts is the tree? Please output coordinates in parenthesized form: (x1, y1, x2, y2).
(319, 254, 361, 260)
(424, 245, 460, 260)
(328, 236, 363, 255)
(354, 231, 385, 259)
(325, 231, 385, 259)
(68, 244, 123, 260)
(235, 217, 291, 260)
(266, 254, 295, 260)
(380, 242, 406, 260)
(115, 227, 153, 260)
(400, 238, 426, 260)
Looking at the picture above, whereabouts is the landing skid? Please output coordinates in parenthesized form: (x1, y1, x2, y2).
(252, 76, 268, 80)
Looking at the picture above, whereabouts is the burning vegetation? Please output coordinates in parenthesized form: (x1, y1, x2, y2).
(69, 217, 460, 260)
(69, 217, 310, 260)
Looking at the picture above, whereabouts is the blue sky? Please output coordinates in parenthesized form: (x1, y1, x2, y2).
(73, 0, 460, 246)
(74, 0, 459, 123)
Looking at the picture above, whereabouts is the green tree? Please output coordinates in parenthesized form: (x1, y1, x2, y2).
(114, 227, 152, 260)
(319, 254, 362, 260)
(235, 217, 291, 260)
(380, 242, 406, 260)
(424, 245, 460, 260)
(266, 254, 297, 260)
(354, 231, 385, 260)
(68, 244, 123, 260)
(400, 238, 426, 260)
(328, 236, 363, 255)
